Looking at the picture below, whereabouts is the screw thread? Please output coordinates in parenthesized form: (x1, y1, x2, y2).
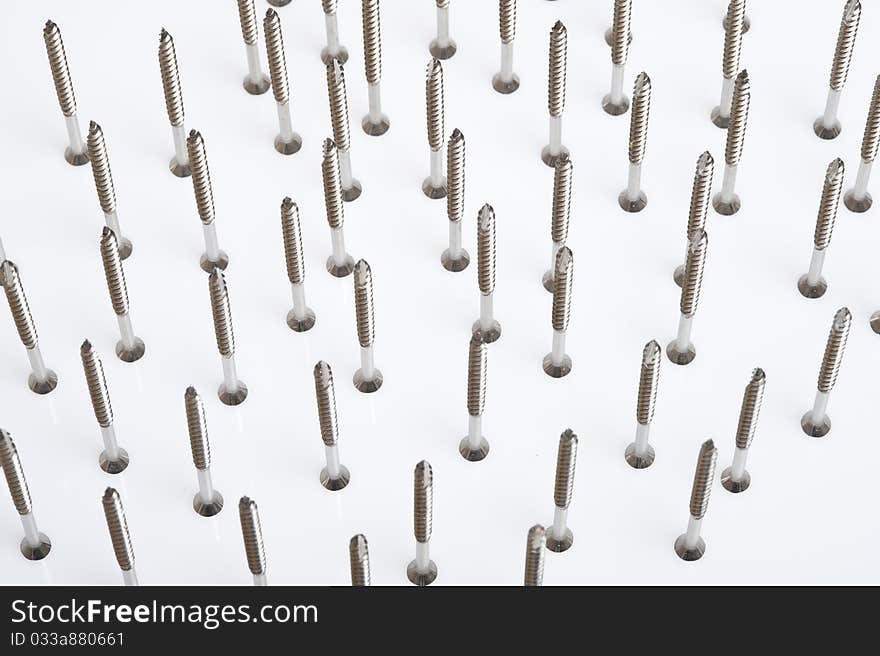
(425, 59, 445, 150)
(466, 332, 487, 417)
(100, 228, 129, 316)
(446, 129, 465, 223)
(547, 21, 568, 117)
(413, 460, 433, 543)
(550, 154, 572, 243)
(102, 487, 134, 571)
(184, 387, 210, 470)
(322, 139, 345, 229)
(818, 307, 852, 393)
(436, 0, 450, 8)
(239, 496, 266, 576)
(627, 73, 652, 164)
(523, 525, 546, 586)
(314, 361, 339, 446)
(43, 20, 77, 117)
(735, 368, 765, 449)
(814, 158, 845, 250)
(158, 29, 185, 127)
(686, 152, 715, 240)
(636, 340, 661, 425)
(326, 59, 351, 151)
(551, 247, 573, 332)
(87, 122, 117, 215)
(477, 204, 496, 294)
(281, 198, 305, 285)
(80, 340, 113, 428)
(186, 130, 215, 226)
(688, 440, 718, 519)
(323, 0, 338, 13)
(553, 429, 578, 509)
(208, 268, 235, 357)
(499, 0, 516, 43)
(829, 0, 861, 91)
(362, 0, 382, 84)
(610, 0, 632, 65)
(726, 69, 750, 165)
(721, 0, 746, 79)
(0, 430, 32, 516)
(349, 534, 371, 586)
(354, 260, 375, 348)
(263, 9, 289, 105)
(0, 261, 38, 349)
(680, 231, 708, 318)
(860, 75, 880, 162)
(237, 0, 259, 45)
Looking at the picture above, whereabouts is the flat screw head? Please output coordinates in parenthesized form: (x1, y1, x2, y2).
(545, 527, 574, 553)
(458, 436, 490, 462)
(116, 338, 146, 363)
(541, 144, 570, 168)
(362, 114, 391, 136)
(320, 464, 351, 491)
(844, 189, 873, 213)
(422, 176, 447, 199)
(193, 491, 224, 517)
(624, 442, 655, 469)
(64, 146, 89, 166)
(492, 72, 520, 95)
(801, 411, 831, 438)
(673, 264, 685, 288)
(342, 179, 363, 203)
(710, 106, 729, 129)
(243, 74, 271, 95)
(321, 46, 349, 67)
(870, 311, 880, 334)
(666, 340, 696, 366)
(28, 370, 58, 395)
(200, 250, 230, 274)
(353, 368, 383, 394)
(218, 381, 248, 406)
(813, 117, 843, 140)
(169, 157, 191, 178)
(712, 192, 742, 216)
(674, 534, 706, 561)
(618, 190, 648, 213)
(20, 534, 52, 561)
(441, 248, 470, 272)
(99, 448, 130, 474)
(602, 93, 630, 116)
(797, 274, 829, 299)
(720, 466, 751, 493)
(429, 39, 456, 60)
(286, 308, 316, 332)
(326, 254, 355, 278)
(406, 559, 438, 586)
(274, 133, 303, 156)
(542, 353, 572, 378)
(471, 319, 501, 344)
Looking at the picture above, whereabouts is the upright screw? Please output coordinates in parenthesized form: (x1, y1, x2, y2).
(87, 122, 133, 260)
(815, 0, 862, 139)
(353, 260, 383, 393)
(674, 152, 714, 287)
(264, 9, 303, 156)
(99, 228, 145, 363)
(43, 20, 88, 166)
(0, 430, 51, 561)
(185, 387, 224, 517)
(666, 231, 708, 366)
(158, 29, 191, 177)
(546, 429, 578, 552)
(473, 204, 502, 342)
(80, 340, 129, 474)
(844, 75, 880, 212)
(407, 460, 438, 586)
(459, 332, 490, 462)
(236, 0, 270, 94)
(523, 525, 546, 587)
(543, 154, 573, 293)
(674, 440, 718, 562)
(349, 534, 371, 586)
(361, 0, 390, 135)
(493, 0, 520, 94)
(618, 73, 652, 212)
(442, 129, 470, 272)
(711, 0, 746, 128)
(722, 2, 751, 34)
(423, 59, 447, 199)
(602, 0, 632, 115)
(798, 159, 845, 299)
(314, 361, 351, 491)
(713, 69, 750, 215)
(801, 307, 851, 438)
(604, 0, 633, 48)
(721, 368, 765, 493)
(430, 0, 457, 60)
(208, 268, 247, 406)
(321, 0, 350, 65)
(0, 261, 58, 394)
(625, 340, 661, 469)
(102, 487, 137, 585)
(322, 139, 356, 277)
(187, 130, 230, 272)
(280, 197, 316, 332)
(542, 21, 569, 167)
(543, 247, 573, 378)
(239, 496, 267, 586)
(326, 59, 361, 201)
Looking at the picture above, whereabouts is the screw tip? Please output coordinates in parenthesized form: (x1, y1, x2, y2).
(414, 459, 433, 484)
(185, 385, 198, 399)
(103, 486, 118, 501)
(450, 127, 464, 142)
(697, 151, 714, 171)
(88, 120, 100, 134)
(560, 428, 577, 445)
(478, 204, 494, 229)
(80, 338, 93, 353)
(750, 367, 766, 383)
(281, 196, 295, 210)
(552, 20, 566, 33)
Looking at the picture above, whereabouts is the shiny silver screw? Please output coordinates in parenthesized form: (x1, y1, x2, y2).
(544, 247, 573, 378)
(208, 267, 247, 406)
(407, 460, 437, 586)
(674, 439, 718, 562)
(321, 0, 349, 65)
(493, 0, 519, 94)
(801, 307, 851, 438)
(349, 534, 371, 586)
(314, 361, 351, 491)
(264, 9, 303, 156)
(236, 0, 270, 94)
(326, 59, 361, 201)
(667, 231, 708, 366)
(721, 368, 765, 493)
(711, 0, 746, 128)
(423, 59, 447, 199)
(361, 0, 390, 135)
(353, 260, 383, 393)
(87, 122, 133, 260)
(870, 310, 880, 335)
(713, 69, 750, 215)
(184, 387, 224, 517)
(602, 0, 632, 115)
(80, 340, 129, 474)
(322, 139, 356, 277)
(523, 525, 546, 587)
(100, 228, 145, 363)
(442, 129, 470, 272)
(239, 496, 267, 586)
(473, 204, 501, 342)
(618, 72, 651, 212)
(430, 0, 457, 60)
(815, 0, 862, 139)
(722, 3, 751, 34)
(546, 429, 578, 552)
(43, 20, 88, 166)
(674, 152, 714, 287)
(604, 0, 633, 47)
(625, 340, 661, 469)
(844, 75, 880, 212)
(267, 0, 291, 6)
(102, 487, 137, 585)
(542, 21, 569, 167)
(187, 130, 230, 272)
(460, 332, 490, 462)
(0, 261, 58, 394)
(280, 197, 316, 332)
(0, 430, 51, 561)
(542, 154, 572, 293)
(158, 29, 190, 177)
(798, 158, 845, 299)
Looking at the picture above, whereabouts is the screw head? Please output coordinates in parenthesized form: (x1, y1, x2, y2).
(441, 248, 470, 273)
(242, 74, 270, 96)
(797, 274, 828, 299)
(116, 337, 146, 363)
(541, 144, 570, 168)
(169, 157, 191, 178)
(666, 340, 696, 366)
(406, 559, 438, 586)
(710, 105, 730, 129)
(870, 311, 880, 334)
(218, 381, 248, 406)
(64, 145, 89, 166)
(193, 491, 224, 517)
(20, 533, 52, 561)
(674, 534, 706, 561)
(624, 442, 655, 469)
(542, 353, 572, 378)
(362, 114, 391, 136)
(320, 465, 351, 491)
(286, 307, 316, 332)
(545, 527, 574, 553)
(200, 250, 230, 274)
(99, 448, 130, 474)
(458, 435, 490, 462)
(274, 133, 303, 156)
(801, 411, 831, 438)
(320, 46, 349, 66)
(326, 254, 355, 278)
(813, 117, 842, 140)
(602, 93, 630, 116)
(353, 368, 383, 394)
(429, 39, 457, 60)
(342, 179, 363, 203)
(673, 264, 685, 288)
(471, 319, 501, 344)
(844, 189, 873, 213)
(116, 237, 133, 261)
(266, 0, 292, 6)
(28, 369, 58, 395)
(492, 72, 520, 95)
(542, 270, 555, 293)
(720, 466, 751, 493)
(619, 190, 648, 213)
(712, 192, 742, 216)
(421, 176, 448, 199)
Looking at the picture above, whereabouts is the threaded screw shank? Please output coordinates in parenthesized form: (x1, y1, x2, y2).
(185, 387, 211, 470)
(87, 122, 117, 215)
(237, 0, 259, 45)
(550, 155, 572, 243)
(446, 129, 465, 223)
(814, 158, 845, 250)
(627, 73, 652, 164)
(860, 75, 880, 162)
(81, 340, 113, 428)
(548, 22, 568, 116)
(721, 0, 745, 79)
(322, 140, 345, 229)
(413, 460, 433, 543)
(100, 228, 129, 316)
(314, 361, 339, 446)
(523, 525, 546, 586)
(828, 0, 861, 91)
(688, 440, 718, 519)
(611, 0, 632, 66)
(281, 198, 305, 285)
(551, 247, 573, 331)
(102, 488, 134, 570)
(725, 70, 751, 166)
(0, 430, 32, 515)
(239, 496, 266, 576)
(636, 340, 661, 425)
(208, 268, 235, 357)
(735, 368, 765, 449)
(553, 429, 578, 509)
(500, 0, 516, 43)
(818, 307, 852, 393)
(187, 131, 215, 226)
(264, 9, 290, 104)
(680, 231, 708, 317)
(426, 60, 445, 150)
(466, 332, 487, 417)
(349, 534, 371, 586)
(158, 29, 185, 127)
(477, 204, 495, 294)
(362, 0, 382, 84)
(354, 260, 375, 348)
(43, 21, 77, 117)
(326, 60, 351, 151)
(0, 261, 38, 349)
(687, 152, 714, 239)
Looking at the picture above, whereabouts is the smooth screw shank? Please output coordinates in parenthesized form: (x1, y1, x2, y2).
(688, 440, 718, 519)
(466, 332, 487, 417)
(735, 368, 765, 450)
(725, 70, 751, 166)
(187, 131, 215, 225)
(185, 387, 210, 470)
(550, 155, 572, 243)
(237, 0, 259, 45)
(322, 140, 345, 229)
(349, 534, 371, 586)
(0, 261, 37, 349)
(818, 307, 852, 393)
(208, 268, 235, 357)
(687, 152, 714, 239)
(326, 60, 351, 151)
(426, 60, 445, 150)
(281, 198, 305, 285)
(636, 340, 661, 425)
(263, 9, 289, 104)
(239, 497, 266, 576)
(523, 525, 546, 586)
(627, 73, 651, 164)
(860, 76, 880, 162)
(158, 29, 184, 127)
(680, 231, 708, 317)
(721, 0, 745, 79)
(362, 0, 382, 84)
(102, 488, 134, 571)
(413, 460, 433, 543)
(447, 129, 465, 223)
(314, 361, 339, 446)
(0, 430, 32, 515)
(828, 0, 861, 91)
(43, 20, 76, 117)
(100, 228, 129, 316)
(610, 0, 632, 65)
(553, 429, 578, 509)
(81, 340, 113, 428)
(477, 204, 496, 294)
(87, 122, 117, 215)
(551, 247, 574, 331)
(548, 22, 567, 116)
(814, 158, 845, 250)
(354, 260, 375, 348)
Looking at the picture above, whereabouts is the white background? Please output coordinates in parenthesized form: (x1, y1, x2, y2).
(1, 0, 878, 586)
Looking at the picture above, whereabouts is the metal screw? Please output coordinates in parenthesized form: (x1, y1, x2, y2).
(674, 152, 714, 287)
(239, 496, 267, 586)
(493, 0, 520, 94)
(158, 29, 191, 177)
(546, 429, 578, 552)
(713, 69, 750, 215)
(266, 0, 291, 6)
(542, 21, 569, 167)
(602, 0, 632, 115)
(280, 197, 316, 332)
(0, 430, 51, 561)
(802, 307, 851, 438)
(543, 154, 572, 293)
(722, 3, 751, 34)
(87, 122, 133, 260)
(798, 159, 845, 299)
(42, 20, 88, 166)
(523, 525, 546, 587)
(99, 228, 145, 363)
(186, 130, 230, 272)
(326, 59, 361, 201)
(721, 368, 765, 493)
(430, 0, 457, 60)
(711, 0, 746, 128)
(667, 231, 708, 366)
(314, 361, 351, 491)
(349, 534, 371, 586)
(618, 72, 651, 212)
(844, 74, 880, 212)
(264, 9, 303, 156)
(322, 139, 356, 277)
(208, 267, 247, 406)
(442, 129, 470, 272)
(473, 204, 502, 342)
(870, 310, 880, 335)
(460, 332, 490, 462)
(407, 460, 438, 586)
(674, 440, 718, 562)
(236, 0, 270, 95)
(423, 59, 447, 199)
(604, 0, 633, 48)
(102, 487, 137, 585)
(80, 340, 129, 474)
(625, 340, 661, 469)
(544, 246, 573, 378)
(361, 0, 390, 135)
(321, 0, 349, 65)
(185, 387, 224, 517)
(815, 0, 862, 139)
(0, 261, 58, 394)
(353, 260, 383, 393)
